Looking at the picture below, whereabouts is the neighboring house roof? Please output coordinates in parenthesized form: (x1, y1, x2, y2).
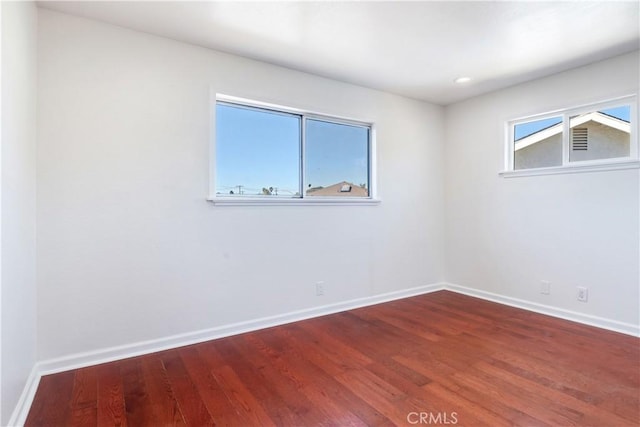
(306, 181, 368, 197)
(515, 112, 630, 151)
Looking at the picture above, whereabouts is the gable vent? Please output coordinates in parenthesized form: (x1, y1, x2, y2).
(572, 127, 588, 151)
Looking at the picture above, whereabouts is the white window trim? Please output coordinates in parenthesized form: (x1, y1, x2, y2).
(208, 93, 380, 205)
(501, 94, 638, 177)
(499, 159, 640, 178)
(206, 196, 381, 206)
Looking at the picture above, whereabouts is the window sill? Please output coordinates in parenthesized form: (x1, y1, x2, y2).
(499, 159, 640, 178)
(207, 197, 381, 206)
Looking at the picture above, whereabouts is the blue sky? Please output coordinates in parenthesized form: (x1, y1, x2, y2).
(216, 104, 300, 195)
(514, 116, 562, 141)
(305, 119, 369, 190)
(600, 106, 630, 121)
(514, 106, 630, 140)
(216, 103, 369, 196)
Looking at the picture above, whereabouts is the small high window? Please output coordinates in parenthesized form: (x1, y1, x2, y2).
(505, 96, 638, 175)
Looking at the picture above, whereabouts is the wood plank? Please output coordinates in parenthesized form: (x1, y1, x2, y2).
(25, 371, 75, 426)
(120, 358, 153, 426)
(444, 368, 549, 426)
(202, 339, 296, 425)
(158, 350, 215, 426)
(476, 359, 637, 426)
(420, 382, 512, 427)
(67, 367, 98, 426)
(285, 321, 374, 376)
(333, 368, 412, 423)
(139, 353, 186, 426)
(269, 327, 393, 426)
(177, 345, 245, 425)
(96, 362, 127, 427)
(226, 333, 329, 425)
(252, 329, 370, 426)
(211, 364, 276, 426)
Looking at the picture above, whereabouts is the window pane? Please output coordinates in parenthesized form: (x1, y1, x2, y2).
(514, 116, 563, 170)
(305, 119, 370, 197)
(569, 105, 631, 163)
(216, 103, 301, 197)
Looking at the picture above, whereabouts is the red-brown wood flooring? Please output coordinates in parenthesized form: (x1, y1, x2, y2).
(26, 291, 639, 426)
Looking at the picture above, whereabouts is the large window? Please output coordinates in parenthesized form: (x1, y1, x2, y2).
(213, 97, 373, 202)
(505, 96, 638, 175)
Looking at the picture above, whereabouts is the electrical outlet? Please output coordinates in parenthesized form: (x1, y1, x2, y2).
(540, 280, 550, 295)
(316, 281, 325, 296)
(577, 286, 588, 302)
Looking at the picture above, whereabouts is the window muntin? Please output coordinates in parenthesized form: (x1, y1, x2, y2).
(507, 96, 637, 173)
(214, 99, 372, 200)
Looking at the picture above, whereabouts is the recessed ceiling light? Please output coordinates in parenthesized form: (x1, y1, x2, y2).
(454, 77, 472, 84)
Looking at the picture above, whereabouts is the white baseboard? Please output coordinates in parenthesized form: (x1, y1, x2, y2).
(38, 282, 445, 376)
(9, 283, 445, 427)
(7, 364, 40, 427)
(9, 283, 445, 426)
(446, 283, 640, 337)
(10, 281, 639, 426)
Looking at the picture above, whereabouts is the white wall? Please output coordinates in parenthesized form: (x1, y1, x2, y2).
(1, 1, 38, 424)
(445, 51, 640, 327)
(36, 9, 445, 360)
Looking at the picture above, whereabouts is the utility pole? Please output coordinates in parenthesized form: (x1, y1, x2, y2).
(237, 185, 244, 195)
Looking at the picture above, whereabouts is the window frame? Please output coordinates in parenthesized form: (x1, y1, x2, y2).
(501, 94, 639, 177)
(209, 94, 379, 206)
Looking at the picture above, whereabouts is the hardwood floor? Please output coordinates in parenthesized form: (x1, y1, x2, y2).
(26, 291, 639, 426)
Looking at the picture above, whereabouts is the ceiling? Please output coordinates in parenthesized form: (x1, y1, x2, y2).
(37, 1, 640, 105)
